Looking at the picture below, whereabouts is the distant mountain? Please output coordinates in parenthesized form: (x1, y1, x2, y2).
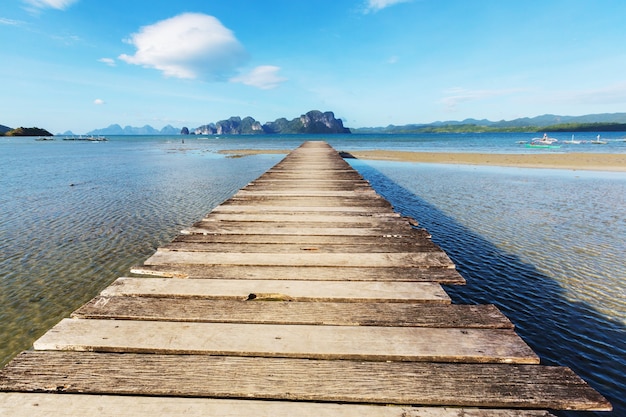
(87, 124, 180, 135)
(87, 111, 350, 136)
(68, 111, 626, 136)
(351, 112, 626, 133)
(191, 110, 350, 135)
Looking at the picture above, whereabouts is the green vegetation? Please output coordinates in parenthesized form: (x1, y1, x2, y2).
(352, 122, 626, 134)
(3, 127, 53, 136)
(543, 122, 626, 132)
(409, 124, 537, 133)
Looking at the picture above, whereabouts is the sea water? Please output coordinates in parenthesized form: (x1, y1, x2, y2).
(0, 134, 624, 417)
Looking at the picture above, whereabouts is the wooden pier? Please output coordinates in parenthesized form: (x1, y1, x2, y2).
(0, 141, 610, 416)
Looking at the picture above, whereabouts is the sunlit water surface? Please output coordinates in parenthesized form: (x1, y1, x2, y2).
(0, 135, 624, 417)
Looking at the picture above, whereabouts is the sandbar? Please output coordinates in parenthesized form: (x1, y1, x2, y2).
(219, 149, 626, 172)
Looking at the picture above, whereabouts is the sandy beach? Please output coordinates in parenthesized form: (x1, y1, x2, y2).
(219, 149, 626, 172)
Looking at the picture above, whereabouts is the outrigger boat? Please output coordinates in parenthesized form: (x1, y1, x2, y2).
(590, 134, 608, 145)
(526, 133, 560, 148)
(563, 134, 581, 144)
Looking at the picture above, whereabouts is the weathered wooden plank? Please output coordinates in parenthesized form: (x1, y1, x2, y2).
(234, 189, 379, 197)
(32, 319, 537, 363)
(242, 185, 374, 192)
(0, 393, 558, 417)
(0, 352, 611, 410)
(72, 297, 514, 328)
(144, 250, 455, 268)
(172, 232, 434, 245)
(244, 181, 371, 187)
(182, 224, 419, 236)
(220, 196, 395, 208)
(130, 264, 465, 283)
(180, 227, 430, 240)
(248, 176, 363, 181)
(201, 213, 406, 223)
(100, 277, 451, 303)
(251, 172, 363, 177)
(212, 204, 394, 213)
(162, 241, 441, 253)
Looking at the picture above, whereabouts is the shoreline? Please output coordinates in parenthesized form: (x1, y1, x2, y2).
(219, 149, 626, 172)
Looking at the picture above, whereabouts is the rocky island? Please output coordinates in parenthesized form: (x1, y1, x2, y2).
(187, 110, 350, 135)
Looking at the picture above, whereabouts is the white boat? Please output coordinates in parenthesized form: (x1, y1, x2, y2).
(590, 134, 608, 145)
(531, 133, 558, 145)
(563, 135, 581, 144)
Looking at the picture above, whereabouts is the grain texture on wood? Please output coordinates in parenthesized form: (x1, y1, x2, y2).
(33, 319, 536, 363)
(173, 230, 433, 244)
(130, 264, 465, 283)
(163, 241, 441, 253)
(0, 394, 557, 417)
(72, 297, 514, 328)
(144, 250, 455, 268)
(0, 352, 611, 410)
(100, 277, 451, 303)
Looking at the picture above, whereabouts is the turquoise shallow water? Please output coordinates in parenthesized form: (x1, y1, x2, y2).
(0, 134, 624, 416)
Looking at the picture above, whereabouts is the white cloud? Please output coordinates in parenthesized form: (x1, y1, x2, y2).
(98, 58, 116, 67)
(230, 66, 287, 90)
(553, 82, 626, 105)
(119, 13, 248, 80)
(364, 0, 412, 13)
(440, 87, 525, 112)
(0, 18, 23, 25)
(22, 0, 79, 10)
(93, 99, 105, 105)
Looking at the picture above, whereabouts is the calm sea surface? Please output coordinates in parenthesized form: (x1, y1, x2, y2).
(1, 133, 624, 416)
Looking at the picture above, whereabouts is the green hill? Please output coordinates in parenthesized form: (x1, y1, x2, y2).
(3, 127, 53, 136)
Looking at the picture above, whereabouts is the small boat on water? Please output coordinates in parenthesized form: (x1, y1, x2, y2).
(527, 133, 560, 148)
(63, 135, 108, 142)
(590, 134, 608, 145)
(530, 133, 558, 145)
(563, 135, 581, 144)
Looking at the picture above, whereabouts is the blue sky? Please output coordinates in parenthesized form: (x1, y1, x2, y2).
(2, 0, 626, 133)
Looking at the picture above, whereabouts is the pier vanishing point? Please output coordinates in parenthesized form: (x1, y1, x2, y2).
(0, 141, 611, 416)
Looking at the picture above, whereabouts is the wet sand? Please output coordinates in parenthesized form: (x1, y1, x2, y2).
(220, 149, 626, 172)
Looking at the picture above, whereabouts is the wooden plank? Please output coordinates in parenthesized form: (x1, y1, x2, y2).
(0, 394, 558, 417)
(200, 213, 406, 223)
(162, 241, 441, 253)
(100, 277, 451, 303)
(172, 232, 434, 245)
(0, 352, 611, 410)
(72, 297, 514, 328)
(251, 178, 369, 183)
(32, 319, 537, 363)
(181, 222, 430, 237)
(181, 224, 419, 236)
(143, 250, 455, 268)
(243, 182, 372, 188)
(212, 204, 394, 213)
(130, 264, 465, 283)
(233, 189, 379, 197)
(220, 196, 394, 208)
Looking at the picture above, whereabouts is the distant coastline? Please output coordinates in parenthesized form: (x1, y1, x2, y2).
(352, 122, 626, 134)
(3, 111, 626, 137)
